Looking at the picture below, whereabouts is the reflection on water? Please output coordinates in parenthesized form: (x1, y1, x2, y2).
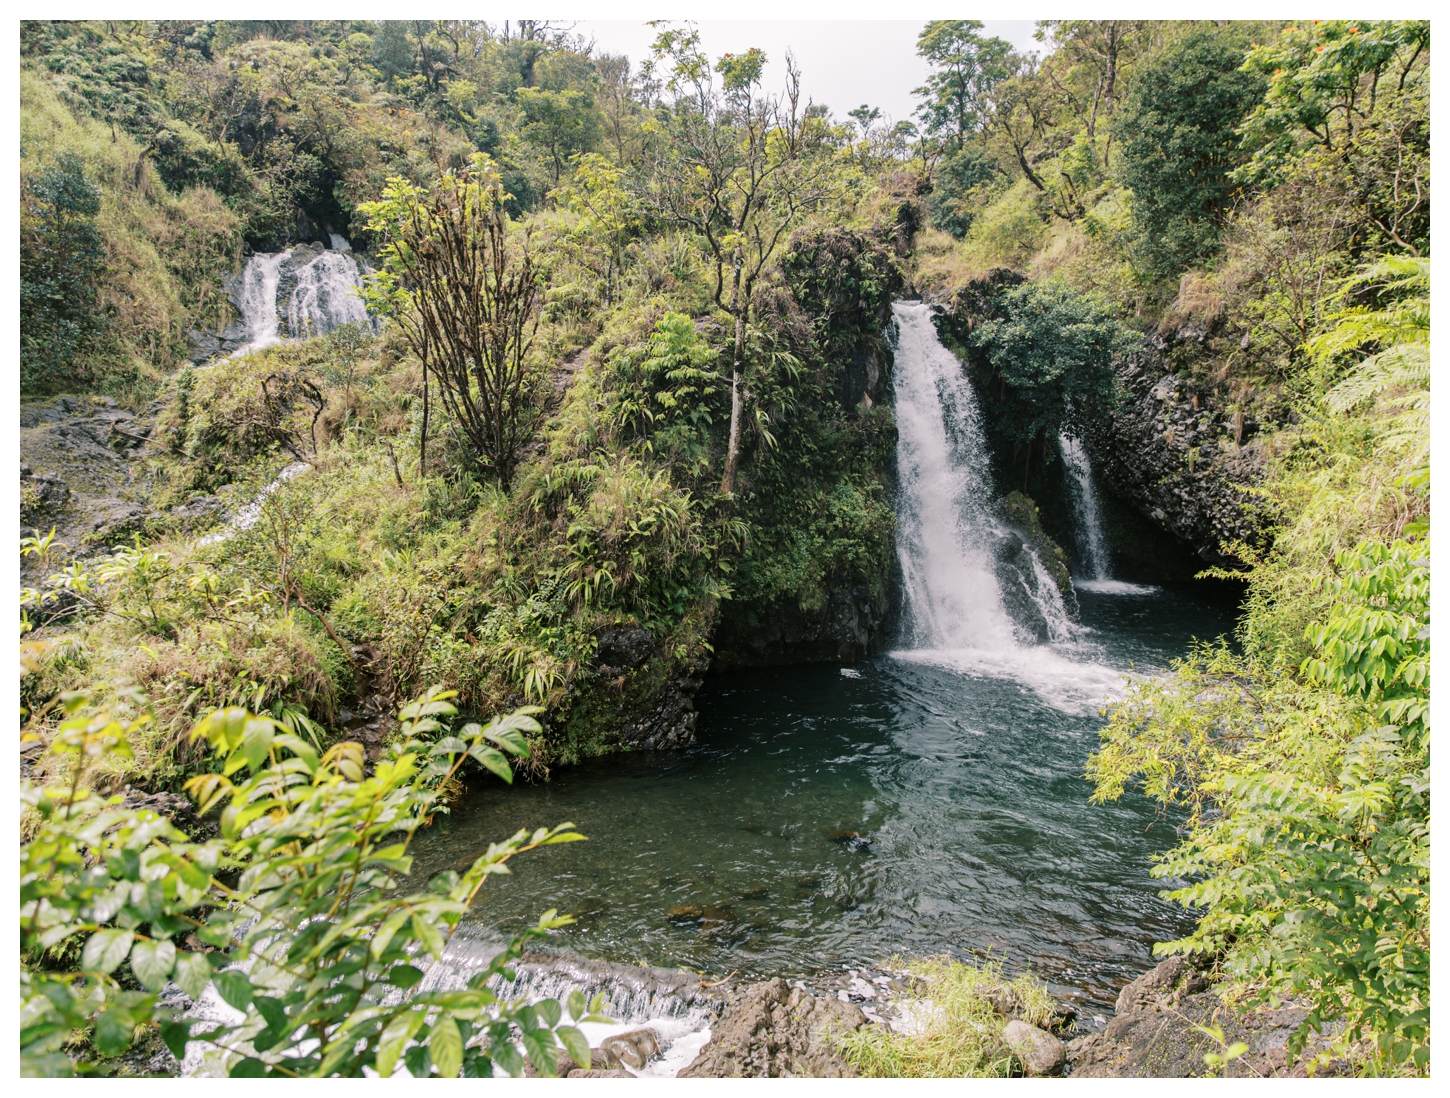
(407, 584, 1237, 1014)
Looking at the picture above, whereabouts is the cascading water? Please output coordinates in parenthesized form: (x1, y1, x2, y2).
(1059, 433, 1110, 580)
(1059, 432, 1160, 596)
(888, 301, 1123, 709)
(234, 251, 289, 351)
(282, 251, 373, 340)
(228, 244, 373, 357)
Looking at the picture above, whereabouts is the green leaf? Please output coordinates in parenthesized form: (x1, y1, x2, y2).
(370, 908, 411, 960)
(557, 1025, 591, 1069)
(160, 1019, 192, 1060)
(253, 996, 288, 1033)
(376, 1009, 426, 1078)
(467, 744, 514, 783)
(567, 990, 585, 1022)
(172, 952, 212, 1000)
(430, 736, 468, 756)
(387, 964, 425, 989)
(429, 1015, 464, 1078)
(130, 939, 176, 992)
(229, 1057, 267, 1078)
(93, 1008, 134, 1057)
(212, 969, 254, 1012)
(536, 998, 562, 1027)
(82, 929, 134, 975)
(242, 718, 275, 770)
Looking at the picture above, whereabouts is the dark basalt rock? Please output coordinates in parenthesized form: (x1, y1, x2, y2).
(1067, 957, 1352, 1078)
(610, 672, 701, 750)
(710, 577, 891, 671)
(596, 626, 654, 670)
(679, 977, 868, 1078)
(1083, 338, 1270, 571)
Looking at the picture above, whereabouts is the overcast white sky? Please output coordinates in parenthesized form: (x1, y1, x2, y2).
(573, 20, 1043, 127)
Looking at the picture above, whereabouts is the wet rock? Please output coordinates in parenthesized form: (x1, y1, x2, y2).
(1083, 345, 1269, 569)
(1003, 1019, 1065, 1076)
(711, 577, 892, 671)
(118, 787, 218, 841)
(87, 497, 151, 547)
(596, 626, 654, 669)
(600, 1028, 661, 1070)
(679, 977, 867, 1078)
(612, 672, 701, 750)
(668, 904, 704, 924)
(169, 495, 226, 532)
(1066, 957, 1350, 1078)
(1115, 956, 1207, 1015)
(566, 1068, 633, 1078)
(822, 828, 871, 851)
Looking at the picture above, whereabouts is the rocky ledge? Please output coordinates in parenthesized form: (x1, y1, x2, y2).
(1083, 338, 1270, 569)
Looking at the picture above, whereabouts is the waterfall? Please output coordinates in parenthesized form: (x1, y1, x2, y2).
(282, 251, 372, 340)
(1059, 433, 1110, 581)
(889, 301, 1126, 712)
(229, 245, 373, 357)
(234, 250, 290, 351)
(1059, 433, 1160, 596)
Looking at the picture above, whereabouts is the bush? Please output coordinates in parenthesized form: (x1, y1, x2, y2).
(20, 688, 605, 1078)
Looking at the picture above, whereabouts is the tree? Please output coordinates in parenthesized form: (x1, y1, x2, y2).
(20, 154, 108, 391)
(1114, 25, 1267, 281)
(360, 154, 544, 488)
(913, 21, 1013, 150)
(640, 24, 837, 497)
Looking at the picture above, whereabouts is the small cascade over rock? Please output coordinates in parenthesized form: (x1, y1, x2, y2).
(1060, 433, 1110, 581)
(217, 242, 376, 358)
(1060, 432, 1160, 596)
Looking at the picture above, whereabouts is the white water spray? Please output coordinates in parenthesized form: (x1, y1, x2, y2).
(229, 246, 372, 357)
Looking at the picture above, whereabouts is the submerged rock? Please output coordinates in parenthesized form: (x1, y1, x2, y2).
(679, 977, 867, 1078)
(599, 1028, 661, 1069)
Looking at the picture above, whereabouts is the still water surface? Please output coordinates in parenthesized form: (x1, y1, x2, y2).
(409, 584, 1236, 1014)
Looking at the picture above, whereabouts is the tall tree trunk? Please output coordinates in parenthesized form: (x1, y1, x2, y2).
(720, 247, 746, 496)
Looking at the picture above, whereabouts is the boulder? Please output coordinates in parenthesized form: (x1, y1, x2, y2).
(599, 1028, 660, 1070)
(1002, 1019, 1065, 1077)
(679, 977, 867, 1078)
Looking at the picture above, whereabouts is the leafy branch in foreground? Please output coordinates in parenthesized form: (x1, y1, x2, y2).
(21, 686, 606, 1078)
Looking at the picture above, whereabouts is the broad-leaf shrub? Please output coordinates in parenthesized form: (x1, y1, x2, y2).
(21, 687, 605, 1077)
(1090, 536, 1429, 1071)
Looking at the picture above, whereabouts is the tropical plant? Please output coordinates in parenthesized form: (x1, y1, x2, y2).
(21, 686, 606, 1078)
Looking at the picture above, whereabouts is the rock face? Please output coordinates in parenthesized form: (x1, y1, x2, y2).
(1067, 957, 1350, 1078)
(710, 579, 892, 671)
(1084, 340, 1269, 569)
(679, 978, 868, 1078)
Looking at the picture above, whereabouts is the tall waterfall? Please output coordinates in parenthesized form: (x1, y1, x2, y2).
(889, 301, 1124, 712)
(1059, 433, 1110, 581)
(230, 242, 374, 356)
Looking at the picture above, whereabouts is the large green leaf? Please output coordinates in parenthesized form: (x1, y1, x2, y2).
(130, 939, 176, 992)
(81, 929, 134, 975)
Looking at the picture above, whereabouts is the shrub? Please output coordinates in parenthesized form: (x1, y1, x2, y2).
(20, 688, 605, 1078)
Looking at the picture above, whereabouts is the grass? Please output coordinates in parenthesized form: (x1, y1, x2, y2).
(834, 956, 1061, 1078)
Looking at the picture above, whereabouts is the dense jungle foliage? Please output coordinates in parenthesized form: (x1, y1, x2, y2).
(18, 17, 1430, 1077)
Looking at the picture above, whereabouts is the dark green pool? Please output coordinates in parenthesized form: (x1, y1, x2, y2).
(408, 583, 1237, 1015)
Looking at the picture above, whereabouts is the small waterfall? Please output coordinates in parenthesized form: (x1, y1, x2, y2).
(228, 245, 373, 356)
(1059, 433, 1110, 581)
(282, 251, 372, 340)
(328, 232, 352, 252)
(1059, 433, 1160, 596)
(234, 250, 290, 351)
(889, 302, 1128, 712)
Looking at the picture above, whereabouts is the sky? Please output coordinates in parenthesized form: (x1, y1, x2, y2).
(573, 20, 1044, 128)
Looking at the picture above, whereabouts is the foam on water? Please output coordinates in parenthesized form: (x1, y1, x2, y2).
(1076, 579, 1162, 596)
